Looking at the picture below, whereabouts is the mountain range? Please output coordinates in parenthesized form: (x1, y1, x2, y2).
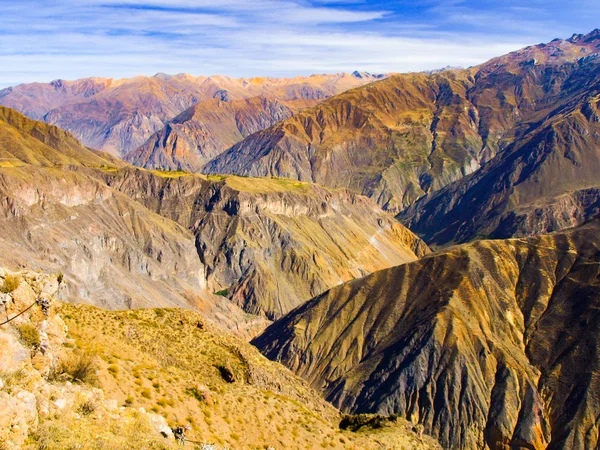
(2, 27, 600, 450)
(0, 72, 386, 156)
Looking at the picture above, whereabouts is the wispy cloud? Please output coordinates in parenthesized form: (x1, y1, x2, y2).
(0, 0, 598, 88)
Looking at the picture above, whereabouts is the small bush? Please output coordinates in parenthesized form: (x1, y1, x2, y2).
(17, 323, 40, 348)
(57, 271, 64, 285)
(77, 399, 97, 416)
(339, 413, 395, 431)
(214, 289, 228, 297)
(216, 364, 235, 383)
(49, 351, 98, 385)
(0, 273, 20, 293)
(0, 368, 27, 393)
(108, 364, 119, 376)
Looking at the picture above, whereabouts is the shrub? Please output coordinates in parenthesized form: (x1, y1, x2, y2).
(108, 364, 119, 376)
(17, 323, 40, 348)
(0, 273, 20, 293)
(77, 399, 97, 416)
(216, 364, 235, 383)
(49, 351, 98, 385)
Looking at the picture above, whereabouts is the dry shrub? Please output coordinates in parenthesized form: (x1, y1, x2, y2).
(49, 350, 98, 385)
(17, 323, 41, 348)
(0, 273, 20, 293)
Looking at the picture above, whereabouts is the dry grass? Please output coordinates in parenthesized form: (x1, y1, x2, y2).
(49, 350, 98, 385)
(1, 273, 21, 293)
(27, 408, 177, 450)
(50, 303, 436, 450)
(17, 323, 41, 348)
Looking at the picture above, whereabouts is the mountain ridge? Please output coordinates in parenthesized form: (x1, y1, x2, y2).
(253, 216, 600, 449)
(203, 29, 600, 222)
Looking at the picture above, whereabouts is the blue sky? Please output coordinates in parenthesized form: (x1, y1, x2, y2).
(1, 0, 599, 88)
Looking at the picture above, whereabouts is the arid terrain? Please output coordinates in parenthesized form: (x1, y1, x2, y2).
(2, 18, 600, 450)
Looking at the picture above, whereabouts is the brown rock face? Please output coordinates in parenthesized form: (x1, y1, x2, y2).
(0, 72, 386, 156)
(254, 218, 600, 449)
(205, 30, 600, 215)
(124, 96, 294, 171)
(103, 170, 429, 319)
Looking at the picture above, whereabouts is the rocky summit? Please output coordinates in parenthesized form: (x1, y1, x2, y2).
(254, 218, 600, 450)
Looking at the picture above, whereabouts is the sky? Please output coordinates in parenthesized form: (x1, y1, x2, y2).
(1, 0, 599, 88)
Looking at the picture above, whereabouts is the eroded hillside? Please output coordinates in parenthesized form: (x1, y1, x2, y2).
(205, 30, 600, 221)
(125, 96, 295, 171)
(0, 106, 426, 328)
(254, 218, 600, 450)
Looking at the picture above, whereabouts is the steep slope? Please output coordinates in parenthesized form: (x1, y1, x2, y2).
(0, 106, 121, 168)
(254, 218, 600, 450)
(0, 267, 438, 450)
(0, 72, 386, 155)
(399, 51, 600, 246)
(0, 107, 426, 326)
(104, 169, 429, 319)
(0, 108, 255, 331)
(125, 96, 294, 171)
(205, 30, 600, 213)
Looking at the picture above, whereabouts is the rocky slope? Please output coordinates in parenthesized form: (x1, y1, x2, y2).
(398, 43, 600, 246)
(205, 30, 600, 214)
(254, 218, 600, 449)
(0, 106, 257, 332)
(103, 169, 429, 319)
(0, 106, 426, 326)
(0, 267, 438, 450)
(0, 72, 386, 156)
(125, 95, 294, 171)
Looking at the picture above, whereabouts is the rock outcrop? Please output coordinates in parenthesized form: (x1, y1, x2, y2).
(254, 218, 600, 449)
(0, 72, 387, 155)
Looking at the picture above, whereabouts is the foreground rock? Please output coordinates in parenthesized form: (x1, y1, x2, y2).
(254, 218, 600, 449)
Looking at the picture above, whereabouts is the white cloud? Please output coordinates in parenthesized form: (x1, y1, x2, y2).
(0, 0, 597, 88)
